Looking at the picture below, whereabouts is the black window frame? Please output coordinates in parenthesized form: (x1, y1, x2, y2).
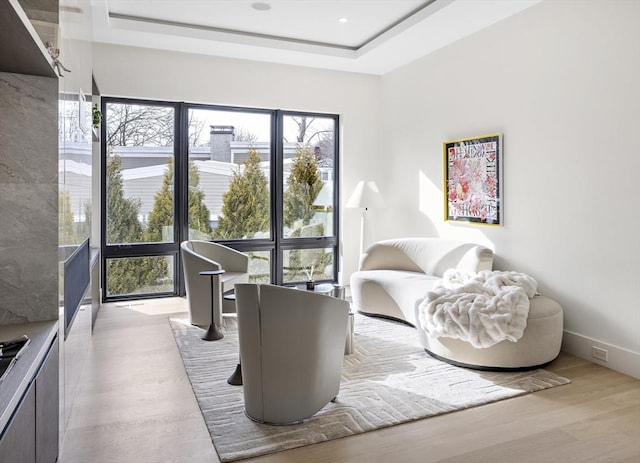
(101, 98, 340, 302)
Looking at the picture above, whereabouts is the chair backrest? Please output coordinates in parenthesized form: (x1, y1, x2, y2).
(235, 283, 350, 424)
(183, 240, 249, 273)
(180, 240, 249, 326)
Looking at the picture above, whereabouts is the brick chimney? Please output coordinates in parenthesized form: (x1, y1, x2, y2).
(209, 125, 234, 162)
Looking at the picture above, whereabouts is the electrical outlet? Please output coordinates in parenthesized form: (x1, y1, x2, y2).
(592, 346, 608, 362)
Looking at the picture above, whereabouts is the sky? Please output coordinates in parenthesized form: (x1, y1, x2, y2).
(189, 108, 334, 145)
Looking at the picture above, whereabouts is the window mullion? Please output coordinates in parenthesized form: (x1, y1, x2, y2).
(273, 110, 284, 285)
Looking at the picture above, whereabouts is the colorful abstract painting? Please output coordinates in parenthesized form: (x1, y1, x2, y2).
(443, 133, 502, 225)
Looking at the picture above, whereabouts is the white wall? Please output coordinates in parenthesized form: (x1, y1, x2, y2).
(379, 0, 640, 376)
(92, 43, 381, 282)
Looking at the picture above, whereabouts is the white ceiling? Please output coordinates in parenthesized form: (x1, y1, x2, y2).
(64, 0, 541, 75)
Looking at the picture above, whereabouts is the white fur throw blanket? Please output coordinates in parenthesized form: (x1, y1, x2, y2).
(416, 270, 538, 348)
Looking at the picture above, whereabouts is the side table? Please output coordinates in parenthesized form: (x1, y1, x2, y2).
(290, 283, 353, 355)
(199, 269, 225, 341)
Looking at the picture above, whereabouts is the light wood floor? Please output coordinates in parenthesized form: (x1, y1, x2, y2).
(59, 298, 640, 463)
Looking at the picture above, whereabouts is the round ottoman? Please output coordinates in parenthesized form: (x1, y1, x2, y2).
(417, 295, 564, 371)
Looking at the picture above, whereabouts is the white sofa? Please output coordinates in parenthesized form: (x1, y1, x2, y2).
(350, 238, 494, 325)
(350, 238, 564, 370)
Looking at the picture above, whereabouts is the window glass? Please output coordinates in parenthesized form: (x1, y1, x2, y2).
(105, 102, 176, 245)
(105, 256, 174, 298)
(187, 108, 272, 240)
(282, 247, 334, 284)
(282, 115, 335, 239)
(247, 251, 271, 283)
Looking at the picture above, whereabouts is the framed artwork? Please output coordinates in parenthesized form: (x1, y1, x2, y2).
(443, 133, 503, 225)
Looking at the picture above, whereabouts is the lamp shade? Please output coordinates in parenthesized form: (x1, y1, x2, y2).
(346, 181, 385, 209)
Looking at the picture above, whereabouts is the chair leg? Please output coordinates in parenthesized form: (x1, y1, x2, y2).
(201, 324, 224, 341)
(227, 362, 242, 385)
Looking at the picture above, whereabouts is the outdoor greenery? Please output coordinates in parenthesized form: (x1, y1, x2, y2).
(105, 103, 214, 296)
(214, 148, 269, 239)
(106, 152, 212, 296)
(145, 159, 212, 242)
(106, 153, 157, 296)
(144, 159, 175, 243)
(187, 162, 213, 238)
(283, 145, 324, 229)
(106, 153, 143, 245)
(281, 146, 332, 282)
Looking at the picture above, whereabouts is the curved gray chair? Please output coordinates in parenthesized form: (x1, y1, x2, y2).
(180, 240, 248, 326)
(235, 283, 350, 425)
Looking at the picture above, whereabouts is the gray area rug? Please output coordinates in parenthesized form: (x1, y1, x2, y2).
(170, 313, 570, 462)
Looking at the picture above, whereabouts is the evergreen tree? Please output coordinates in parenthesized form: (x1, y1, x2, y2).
(214, 148, 269, 239)
(146, 159, 212, 242)
(105, 153, 156, 296)
(106, 153, 143, 244)
(145, 159, 175, 243)
(280, 146, 328, 282)
(140, 159, 213, 288)
(188, 161, 213, 238)
(283, 145, 323, 229)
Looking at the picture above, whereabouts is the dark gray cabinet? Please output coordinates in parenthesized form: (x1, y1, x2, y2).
(0, 332, 59, 463)
(0, 0, 57, 77)
(0, 385, 36, 462)
(36, 337, 59, 463)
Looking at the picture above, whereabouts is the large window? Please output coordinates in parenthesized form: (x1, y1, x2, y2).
(280, 113, 337, 284)
(102, 100, 179, 299)
(186, 107, 272, 241)
(101, 99, 339, 301)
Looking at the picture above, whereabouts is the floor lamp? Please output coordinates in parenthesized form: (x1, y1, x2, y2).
(346, 180, 385, 256)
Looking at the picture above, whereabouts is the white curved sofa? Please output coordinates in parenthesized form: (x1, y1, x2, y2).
(417, 295, 564, 370)
(350, 238, 494, 325)
(350, 238, 564, 370)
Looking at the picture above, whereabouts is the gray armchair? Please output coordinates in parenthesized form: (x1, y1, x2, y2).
(180, 240, 249, 327)
(235, 283, 350, 425)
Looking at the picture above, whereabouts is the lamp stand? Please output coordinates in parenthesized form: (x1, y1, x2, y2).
(359, 208, 366, 256)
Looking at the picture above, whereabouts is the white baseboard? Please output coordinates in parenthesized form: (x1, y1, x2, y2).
(561, 330, 640, 380)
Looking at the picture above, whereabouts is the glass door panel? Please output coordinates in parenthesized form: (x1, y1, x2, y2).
(187, 107, 272, 240)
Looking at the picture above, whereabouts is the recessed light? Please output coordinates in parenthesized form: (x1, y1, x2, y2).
(338, 17, 349, 23)
(252, 2, 271, 11)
